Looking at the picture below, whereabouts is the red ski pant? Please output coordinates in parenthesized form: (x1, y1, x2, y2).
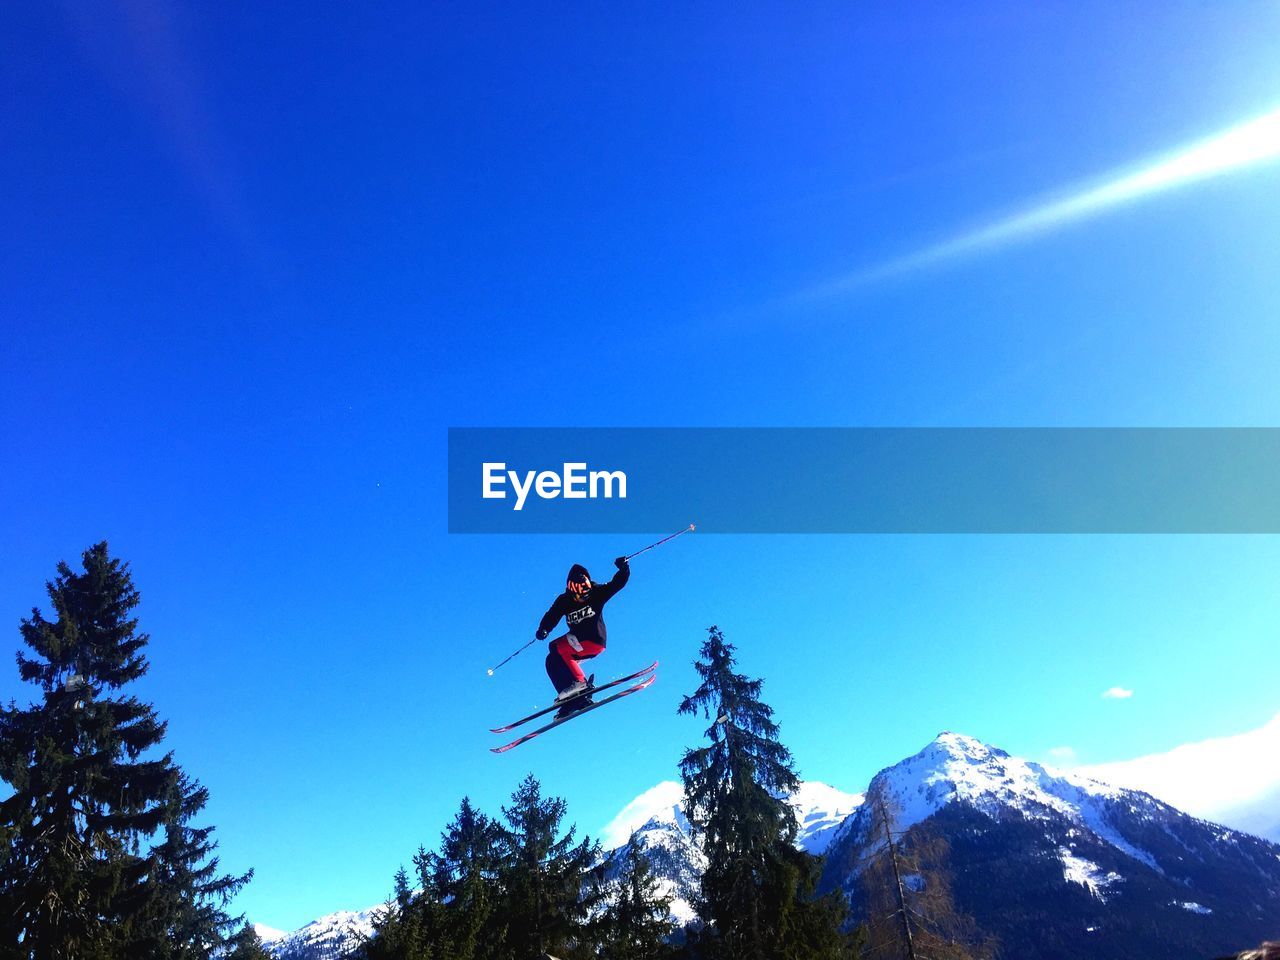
(546, 634, 605, 692)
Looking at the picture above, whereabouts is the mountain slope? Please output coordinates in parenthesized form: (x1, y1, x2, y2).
(264, 907, 379, 960)
(819, 732, 1280, 960)
(601, 780, 862, 923)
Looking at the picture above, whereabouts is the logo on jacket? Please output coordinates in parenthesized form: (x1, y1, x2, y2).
(566, 606, 597, 626)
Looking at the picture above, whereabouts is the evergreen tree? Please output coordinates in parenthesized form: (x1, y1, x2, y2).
(495, 774, 601, 960)
(361, 799, 502, 960)
(0, 542, 248, 959)
(598, 833, 675, 960)
(225, 923, 275, 960)
(129, 773, 252, 957)
(424, 797, 503, 960)
(361, 864, 441, 960)
(678, 626, 854, 960)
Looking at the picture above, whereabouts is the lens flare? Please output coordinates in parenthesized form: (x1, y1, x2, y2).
(820, 105, 1280, 290)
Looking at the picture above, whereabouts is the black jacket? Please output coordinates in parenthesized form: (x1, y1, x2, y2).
(538, 564, 630, 647)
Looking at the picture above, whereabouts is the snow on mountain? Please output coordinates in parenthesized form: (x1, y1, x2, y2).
(604, 778, 861, 855)
(839, 730, 1160, 867)
(601, 778, 862, 924)
(600, 780, 686, 849)
(265, 906, 379, 960)
(605, 786, 704, 925)
(253, 922, 288, 943)
(820, 731, 1280, 960)
(791, 780, 864, 853)
(1058, 847, 1122, 902)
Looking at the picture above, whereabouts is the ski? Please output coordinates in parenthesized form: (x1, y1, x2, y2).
(489, 660, 658, 733)
(490, 673, 656, 754)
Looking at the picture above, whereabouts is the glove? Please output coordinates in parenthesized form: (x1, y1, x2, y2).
(536, 628, 548, 641)
(566, 633, 583, 653)
(614, 556, 628, 570)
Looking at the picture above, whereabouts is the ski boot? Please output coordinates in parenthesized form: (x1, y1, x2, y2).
(555, 674, 595, 719)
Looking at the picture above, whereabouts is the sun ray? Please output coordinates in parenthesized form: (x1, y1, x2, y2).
(817, 105, 1280, 292)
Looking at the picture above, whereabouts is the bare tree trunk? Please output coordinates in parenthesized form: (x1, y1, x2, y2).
(879, 800, 918, 960)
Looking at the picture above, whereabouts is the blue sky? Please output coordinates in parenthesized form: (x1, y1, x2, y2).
(3, 1, 1280, 931)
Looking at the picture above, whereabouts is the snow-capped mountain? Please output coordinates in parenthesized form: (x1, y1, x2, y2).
(600, 780, 862, 923)
(791, 780, 865, 854)
(264, 907, 379, 960)
(819, 732, 1280, 960)
(253, 922, 288, 944)
(602, 790, 703, 925)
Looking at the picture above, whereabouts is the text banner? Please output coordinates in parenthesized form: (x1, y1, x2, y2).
(447, 428, 1280, 533)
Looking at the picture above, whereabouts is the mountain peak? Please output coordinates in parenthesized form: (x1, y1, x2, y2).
(867, 731, 1130, 840)
(930, 730, 1010, 762)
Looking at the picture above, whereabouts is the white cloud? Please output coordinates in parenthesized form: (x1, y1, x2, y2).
(1076, 711, 1280, 835)
(811, 104, 1280, 290)
(1047, 745, 1077, 763)
(1102, 687, 1134, 700)
(599, 780, 683, 850)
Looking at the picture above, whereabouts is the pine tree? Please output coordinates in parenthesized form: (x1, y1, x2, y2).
(678, 626, 854, 960)
(0, 542, 248, 959)
(361, 864, 440, 960)
(495, 774, 601, 960)
(225, 923, 275, 960)
(129, 773, 252, 957)
(424, 797, 503, 960)
(598, 833, 675, 960)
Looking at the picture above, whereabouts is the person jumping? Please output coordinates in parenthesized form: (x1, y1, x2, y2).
(536, 556, 630, 717)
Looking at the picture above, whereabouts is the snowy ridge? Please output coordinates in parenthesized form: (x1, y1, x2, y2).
(871, 732, 1121, 830)
(791, 780, 865, 854)
(610, 779, 862, 853)
(603, 779, 862, 924)
(265, 906, 379, 959)
(253, 923, 288, 943)
(859, 731, 1165, 870)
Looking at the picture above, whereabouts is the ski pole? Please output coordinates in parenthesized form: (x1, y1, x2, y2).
(488, 636, 541, 676)
(624, 523, 696, 562)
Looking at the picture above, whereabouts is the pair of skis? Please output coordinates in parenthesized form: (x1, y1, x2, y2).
(489, 661, 657, 754)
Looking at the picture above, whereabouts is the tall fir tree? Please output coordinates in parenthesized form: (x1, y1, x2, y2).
(361, 863, 442, 960)
(129, 772, 252, 958)
(678, 626, 854, 960)
(495, 774, 601, 960)
(225, 923, 276, 960)
(361, 797, 503, 960)
(0, 543, 248, 959)
(597, 833, 675, 960)
(424, 797, 503, 960)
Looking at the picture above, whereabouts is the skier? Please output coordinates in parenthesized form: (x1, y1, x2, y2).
(536, 556, 630, 716)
